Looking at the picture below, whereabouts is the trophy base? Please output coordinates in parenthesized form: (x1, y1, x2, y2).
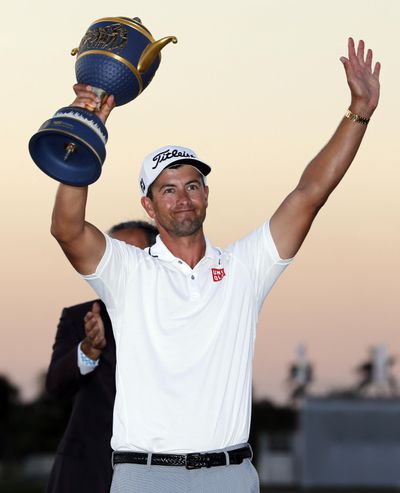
(29, 107, 108, 186)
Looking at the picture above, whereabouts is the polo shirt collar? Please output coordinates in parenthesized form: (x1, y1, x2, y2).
(148, 235, 218, 262)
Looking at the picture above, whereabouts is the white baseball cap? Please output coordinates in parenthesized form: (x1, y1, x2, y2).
(139, 145, 212, 196)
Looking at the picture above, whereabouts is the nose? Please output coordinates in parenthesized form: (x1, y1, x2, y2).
(175, 187, 191, 206)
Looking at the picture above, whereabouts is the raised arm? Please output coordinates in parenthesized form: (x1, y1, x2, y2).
(270, 38, 381, 259)
(50, 85, 115, 274)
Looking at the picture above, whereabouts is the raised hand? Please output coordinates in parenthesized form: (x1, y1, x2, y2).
(81, 302, 107, 359)
(340, 37, 381, 118)
(71, 83, 116, 124)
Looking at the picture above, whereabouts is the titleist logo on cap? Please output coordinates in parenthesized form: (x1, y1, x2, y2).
(139, 145, 211, 196)
(152, 149, 196, 169)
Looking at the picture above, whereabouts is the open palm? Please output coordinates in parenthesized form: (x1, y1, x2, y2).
(340, 38, 380, 117)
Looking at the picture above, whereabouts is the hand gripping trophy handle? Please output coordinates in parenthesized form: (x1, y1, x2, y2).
(29, 17, 177, 186)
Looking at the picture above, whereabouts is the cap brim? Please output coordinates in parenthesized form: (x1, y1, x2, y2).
(166, 158, 211, 177)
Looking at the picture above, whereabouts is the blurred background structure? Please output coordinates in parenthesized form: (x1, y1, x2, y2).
(2, 344, 400, 491)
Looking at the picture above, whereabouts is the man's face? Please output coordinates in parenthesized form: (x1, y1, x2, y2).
(141, 165, 209, 238)
(111, 228, 149, 248)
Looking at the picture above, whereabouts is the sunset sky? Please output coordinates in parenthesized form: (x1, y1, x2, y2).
(2, 0, 399, 403)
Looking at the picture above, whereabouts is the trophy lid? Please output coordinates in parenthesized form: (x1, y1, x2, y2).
(90, 16, 155, 42)
(122, 17, 152, 35)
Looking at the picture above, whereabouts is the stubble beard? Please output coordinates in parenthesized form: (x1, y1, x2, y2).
(161, 210, 206, 238)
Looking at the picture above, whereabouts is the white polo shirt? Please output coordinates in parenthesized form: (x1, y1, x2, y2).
(83, 221, 291, 453)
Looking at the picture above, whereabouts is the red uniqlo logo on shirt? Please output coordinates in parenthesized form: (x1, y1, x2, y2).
(212, 268, 226, 282)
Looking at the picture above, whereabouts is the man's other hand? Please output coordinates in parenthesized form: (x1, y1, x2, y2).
(81, 302, 106, 359)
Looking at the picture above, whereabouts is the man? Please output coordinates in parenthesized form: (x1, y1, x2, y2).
(49, 38, 380, 492)
(45, 221, 158, 493)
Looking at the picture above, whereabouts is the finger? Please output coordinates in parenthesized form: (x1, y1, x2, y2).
(89, 328, 105, 346)
(94, 333, 106, 346)
(373, 61, 381, 79)
(73, 84, 101, 97)
(72, 85, 100, 110)
(85, 327, 97, 340)
(89, 315, 101, 329)
(365, 49, 373, 70)
(72, 100, 99, 111)
(86, 327, 98, 340)
(85, 318, 99, 335)
(90, 330, 106, 348)
(91, 328, 102, 342)
(356, 39, 365, 64)
(93, 339, 106, 350)
(340, 56, 352, 76)
(92, 301, 101, 315)
(73, 83, 93, 95)
(72, 87, 100, 101)
(84, 311, 94, 323)
(105, 94, 115, 108)
(348, 37, 357, 62)
(86, 319, 99, 332)
(97, 94, 116, 122)
(71, 95, 101, 110)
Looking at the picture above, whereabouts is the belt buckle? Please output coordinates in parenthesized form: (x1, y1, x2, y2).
(185, 452, 209, 470)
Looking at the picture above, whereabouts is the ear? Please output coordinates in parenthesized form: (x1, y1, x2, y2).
(141, 196, 156, 219)
(204, 185, 209, 208)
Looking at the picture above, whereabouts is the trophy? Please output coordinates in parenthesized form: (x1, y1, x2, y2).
(29, 17, 177, 186)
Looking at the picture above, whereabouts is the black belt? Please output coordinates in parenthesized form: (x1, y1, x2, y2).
(113, 444, 252, 470)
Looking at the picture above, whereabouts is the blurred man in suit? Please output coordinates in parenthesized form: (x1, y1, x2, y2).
(45, 220, 158, 493)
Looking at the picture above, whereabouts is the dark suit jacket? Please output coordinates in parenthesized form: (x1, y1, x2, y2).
(45, 300, 116, 493)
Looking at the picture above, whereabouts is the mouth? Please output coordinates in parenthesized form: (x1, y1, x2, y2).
(174, 209, 195, 214)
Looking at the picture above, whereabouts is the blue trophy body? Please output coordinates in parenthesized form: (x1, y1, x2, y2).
(29, 17, 177, 186)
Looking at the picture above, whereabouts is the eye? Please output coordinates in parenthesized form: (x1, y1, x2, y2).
(187, 183, 199, 191)
(163, 187, 175, 194)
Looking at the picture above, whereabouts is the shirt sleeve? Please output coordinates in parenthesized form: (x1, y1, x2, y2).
(77, 341, 99, 375)
(82, 233, 142, 311)
(225, 221, 293, 309)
